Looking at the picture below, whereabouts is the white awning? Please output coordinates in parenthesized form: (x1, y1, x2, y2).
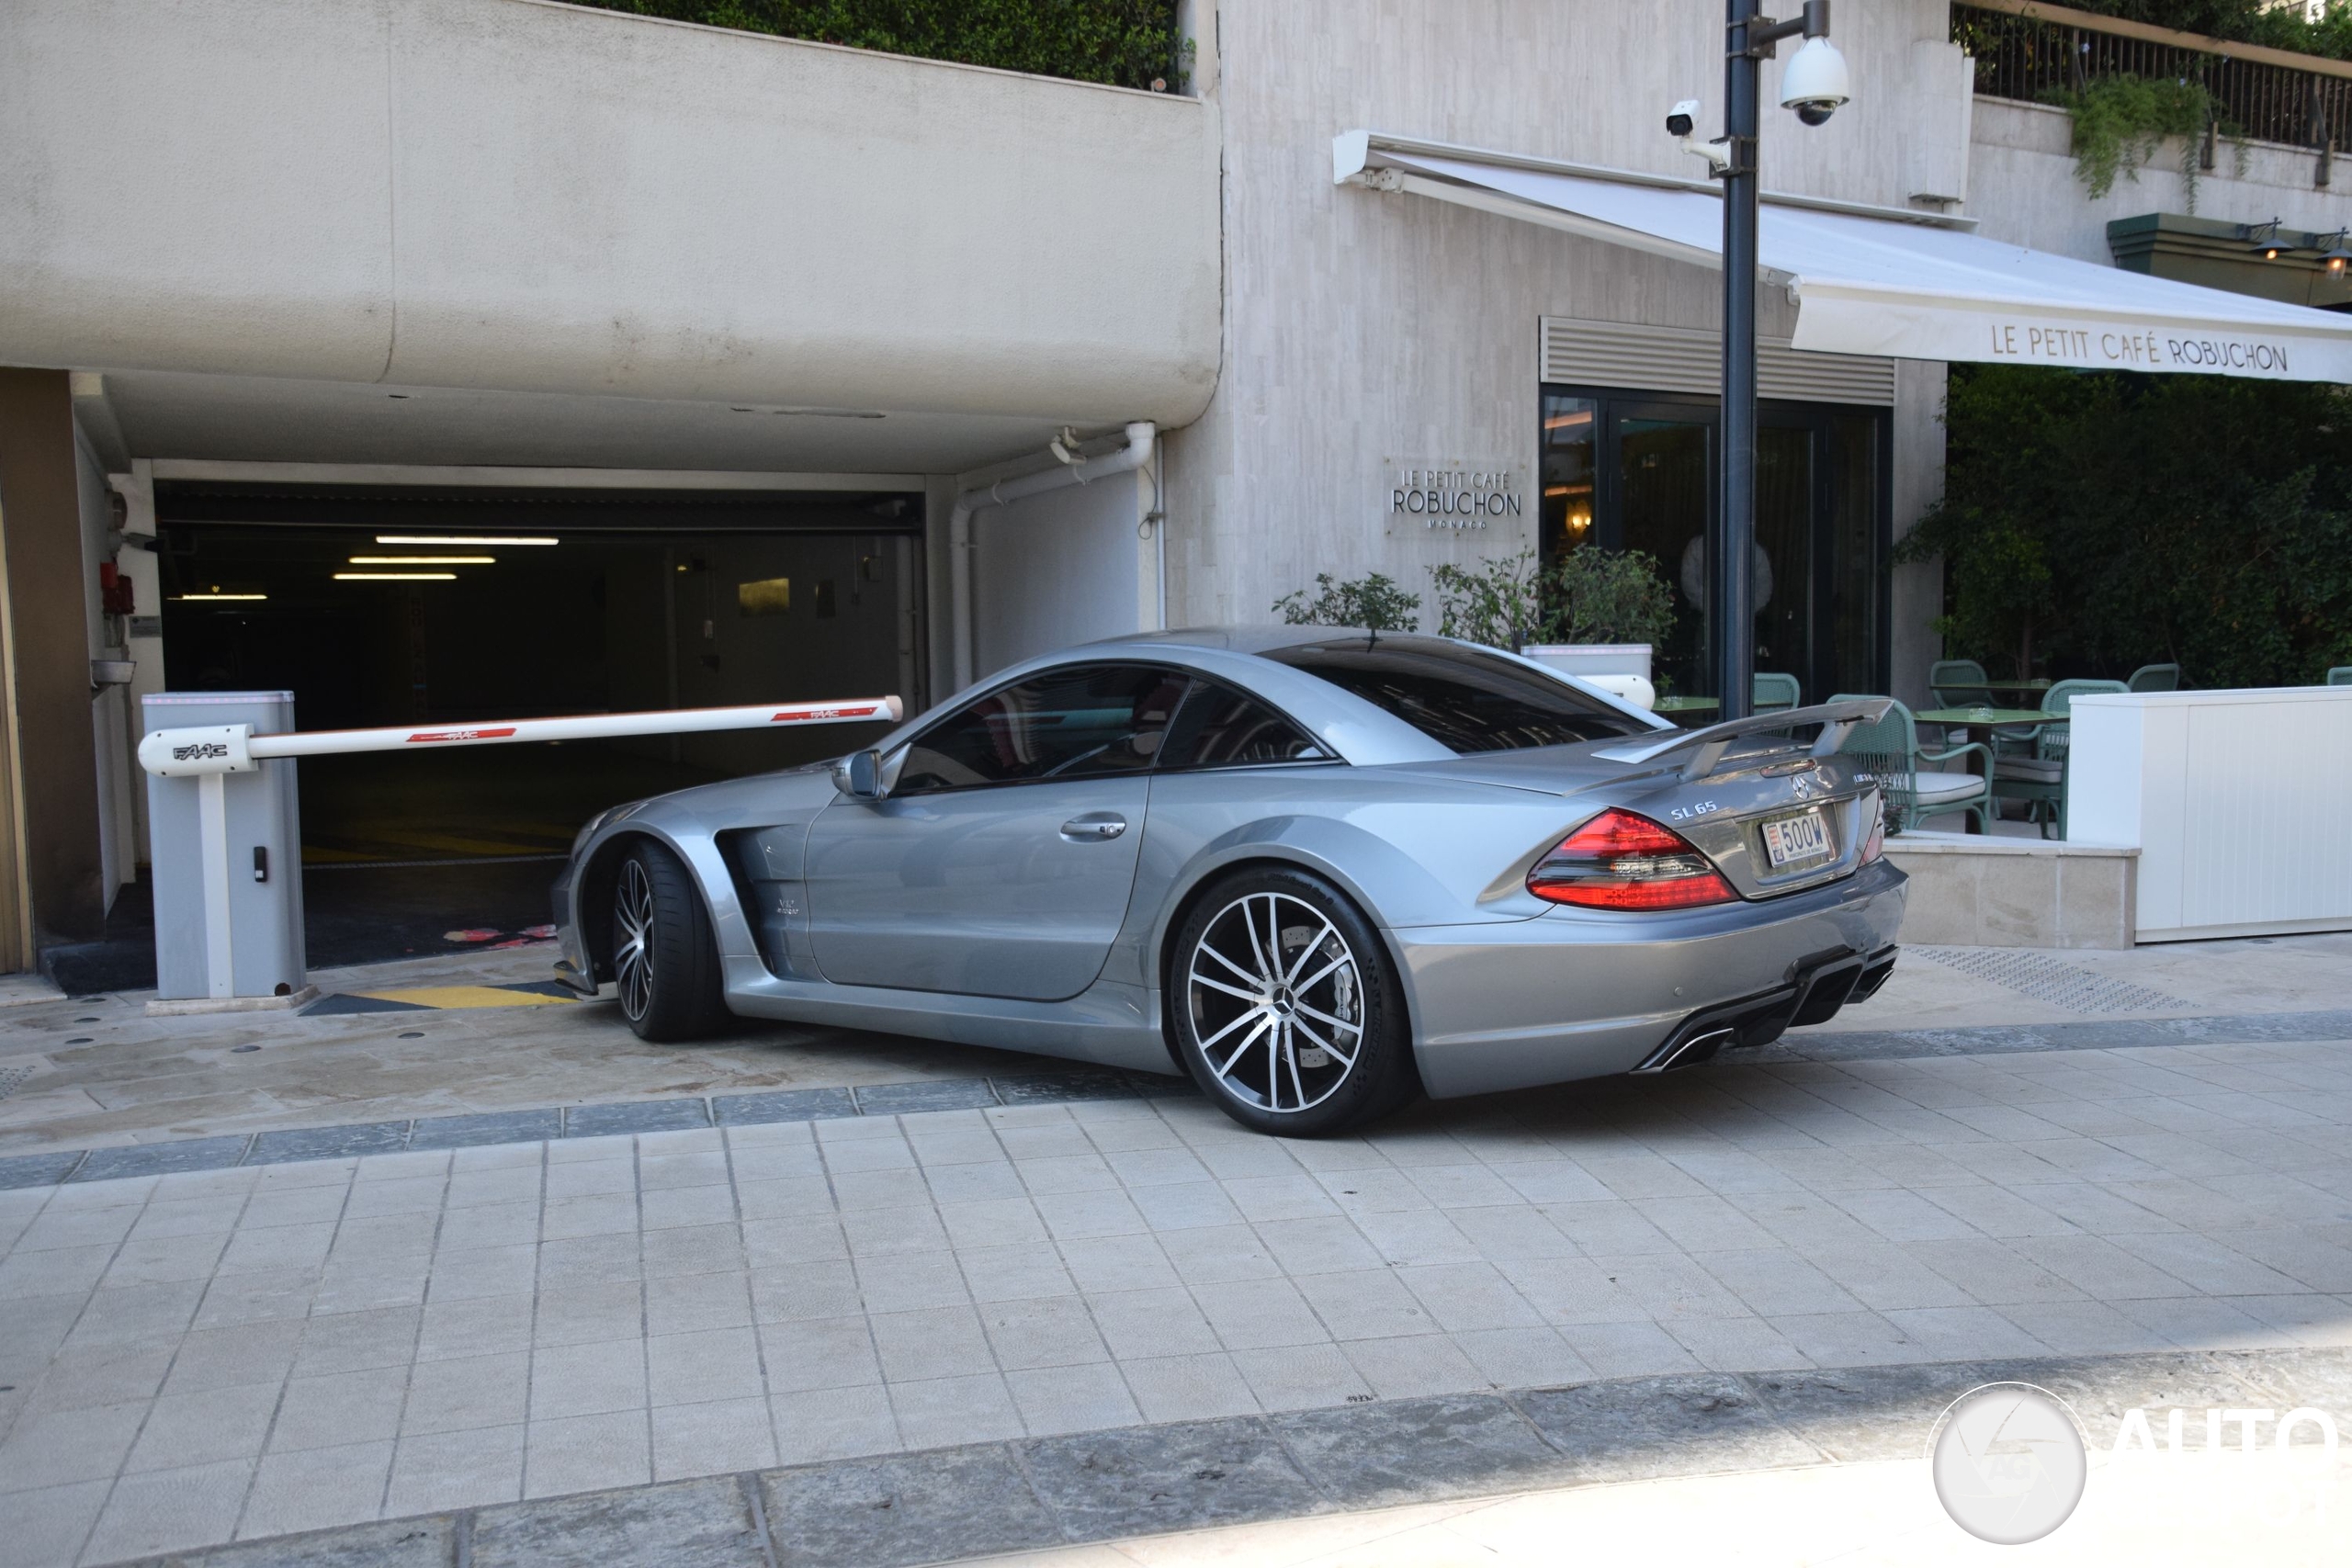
(1336, 130, 2352, 384)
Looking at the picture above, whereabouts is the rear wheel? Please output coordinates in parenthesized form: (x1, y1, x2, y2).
(612, 840, 730, 1042)
(1170, 867, 1418, 1136)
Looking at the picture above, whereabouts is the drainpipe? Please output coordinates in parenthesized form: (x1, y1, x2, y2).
(947, 421, 1158, 690)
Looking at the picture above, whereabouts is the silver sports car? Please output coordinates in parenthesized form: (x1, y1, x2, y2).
(553, 629, 1906, 1134)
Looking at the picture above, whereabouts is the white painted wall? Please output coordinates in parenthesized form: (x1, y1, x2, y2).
(972, 468, 1156, 679)
(2069, 688, 2352, 942)
(0, 0, 1221, 432)
(1966, 99, 2352, 263)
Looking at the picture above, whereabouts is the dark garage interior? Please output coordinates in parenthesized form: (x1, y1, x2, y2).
(85, 482, 925, 982)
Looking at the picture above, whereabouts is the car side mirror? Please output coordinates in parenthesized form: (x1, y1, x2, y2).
(831, 749, 886, 800)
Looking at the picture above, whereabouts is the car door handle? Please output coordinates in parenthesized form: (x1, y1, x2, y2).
(1059, 815, 1127, 842)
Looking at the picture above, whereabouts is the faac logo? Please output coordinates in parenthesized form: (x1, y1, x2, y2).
(172, 742, 231, 761)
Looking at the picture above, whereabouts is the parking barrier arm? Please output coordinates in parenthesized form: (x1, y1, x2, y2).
(138, 696, 905, 777)
(133, 695, 902, 1003)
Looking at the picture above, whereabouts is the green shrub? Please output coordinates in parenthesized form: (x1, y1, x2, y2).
(1430, 553, 1547, 652)
(1901, 366, 2352, 687)
(1427, 548, 1676, 652)
(561, 0, 1186, 91)
(1544, 546, 1678, 649)
(2045, 76, 2239, 209)
(1272, 573, 1421, 633)
(2057, 2, 2352, 64)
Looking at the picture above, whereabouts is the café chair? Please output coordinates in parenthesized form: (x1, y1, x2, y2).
(1753, 671, 1801, 713)
(1830, 694, 1992, 836)
(2126, 663, 2180, 692)
(1928, 659, 1993, 710)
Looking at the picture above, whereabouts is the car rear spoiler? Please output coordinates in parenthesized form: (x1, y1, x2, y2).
(1593, 698, 1894, 782)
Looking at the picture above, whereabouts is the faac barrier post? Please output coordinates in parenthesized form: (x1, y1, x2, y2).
(138, 693, 903, 1012)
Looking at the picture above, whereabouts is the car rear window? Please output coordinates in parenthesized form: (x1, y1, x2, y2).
(1261, 636, 1654, 753)
(1159, 679, 1331, 770)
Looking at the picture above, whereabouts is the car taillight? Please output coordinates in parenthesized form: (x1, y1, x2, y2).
(1527, 808, 1738, 910)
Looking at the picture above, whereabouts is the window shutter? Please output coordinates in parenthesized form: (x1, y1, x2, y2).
(1539, 317, 1897, 406)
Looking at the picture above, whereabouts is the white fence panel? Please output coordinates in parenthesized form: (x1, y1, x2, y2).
(2069, 688, 2352, 942)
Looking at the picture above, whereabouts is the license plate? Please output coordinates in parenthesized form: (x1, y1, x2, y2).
(1761, 807, 1831, 869)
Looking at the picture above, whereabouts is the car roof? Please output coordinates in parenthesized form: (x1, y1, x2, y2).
(1088, 625, 1435, 657)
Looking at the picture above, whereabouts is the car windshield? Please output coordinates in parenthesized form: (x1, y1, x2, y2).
(1261, 636, 1655, 753)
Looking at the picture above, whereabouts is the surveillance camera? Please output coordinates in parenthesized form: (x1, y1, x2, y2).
(1668, 99, 1732, 172)
(1779, 37, 1851, 126)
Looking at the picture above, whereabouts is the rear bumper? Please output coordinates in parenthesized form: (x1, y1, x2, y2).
(1392, 858, 1906, 1099)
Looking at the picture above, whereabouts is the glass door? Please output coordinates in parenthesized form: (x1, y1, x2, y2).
(1754, 422, 1814, 700)
(1538, 387, 1890, 710)
(1613, 410, 1713, 700)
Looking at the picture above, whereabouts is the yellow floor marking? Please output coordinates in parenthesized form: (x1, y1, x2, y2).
(349, 986, 575, 1010)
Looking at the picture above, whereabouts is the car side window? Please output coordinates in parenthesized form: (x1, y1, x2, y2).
(1159, 679, 1331, 771)
(893, 664, 1192, 794)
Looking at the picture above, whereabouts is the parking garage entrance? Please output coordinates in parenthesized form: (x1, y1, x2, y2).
(147, 481, 925, 968)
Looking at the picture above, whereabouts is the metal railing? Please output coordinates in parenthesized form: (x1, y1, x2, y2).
(1953, 0, 2352, 164)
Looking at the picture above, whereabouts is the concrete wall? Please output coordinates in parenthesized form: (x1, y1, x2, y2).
(74, 429, 135, 908)
(0, 0, 1221, 432)
(1164, 0, 1970, 634)
(1965, 99, 2351, 263)
(1887, 834, 2138, 949)
(1890, 359, 1947, 710)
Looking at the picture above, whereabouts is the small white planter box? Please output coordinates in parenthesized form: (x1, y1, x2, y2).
(1521, 644, 1655, 709)
(2069, 686, 2352, 942)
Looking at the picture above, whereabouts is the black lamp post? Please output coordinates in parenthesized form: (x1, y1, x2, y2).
(1709, 0, 1846, 720)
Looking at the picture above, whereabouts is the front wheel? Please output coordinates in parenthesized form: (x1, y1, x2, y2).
(1170, 868, 1419, 1136)
(611, 840, 730, 1042)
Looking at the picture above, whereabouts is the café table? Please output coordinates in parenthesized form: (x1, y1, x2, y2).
(1913, 706, 2065, 834)
(1915, 705, 2063, 749)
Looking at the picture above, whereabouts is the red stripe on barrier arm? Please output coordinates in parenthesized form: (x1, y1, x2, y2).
(773, 705, 881, 723)
(408, 728, 519, 743)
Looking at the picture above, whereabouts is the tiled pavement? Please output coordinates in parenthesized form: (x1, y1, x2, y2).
(17, 1346, 2350, 1568)
(4, 1031, 2351, 1566)
(10, 931, 2352, 1161)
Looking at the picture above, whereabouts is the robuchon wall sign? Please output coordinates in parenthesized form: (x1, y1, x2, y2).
(1385, 461, 1522, 536)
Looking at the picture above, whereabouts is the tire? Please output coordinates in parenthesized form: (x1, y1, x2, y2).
(1169, 866, 1419, 1136)
(611, 839, 731, 1043)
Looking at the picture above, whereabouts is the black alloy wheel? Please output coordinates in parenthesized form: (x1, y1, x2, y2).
(610, 840, 730, 1042)
(1170, 865, 1419, 1135)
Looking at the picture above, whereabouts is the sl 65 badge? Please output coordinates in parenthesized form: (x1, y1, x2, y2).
(1668, 801, 1720, 821)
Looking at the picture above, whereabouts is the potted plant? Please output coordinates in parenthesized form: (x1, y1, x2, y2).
(1431, 548, 1675, 705)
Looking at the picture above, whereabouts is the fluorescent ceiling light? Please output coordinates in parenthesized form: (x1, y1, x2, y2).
(347, 555, 494, 565)
(334, 572, 457, 581)
(172, 592, 266, 602)
(374, 535, 558, 547)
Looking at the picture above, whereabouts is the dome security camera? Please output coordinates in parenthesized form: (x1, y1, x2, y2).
(1779, 36, 1850, 126)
